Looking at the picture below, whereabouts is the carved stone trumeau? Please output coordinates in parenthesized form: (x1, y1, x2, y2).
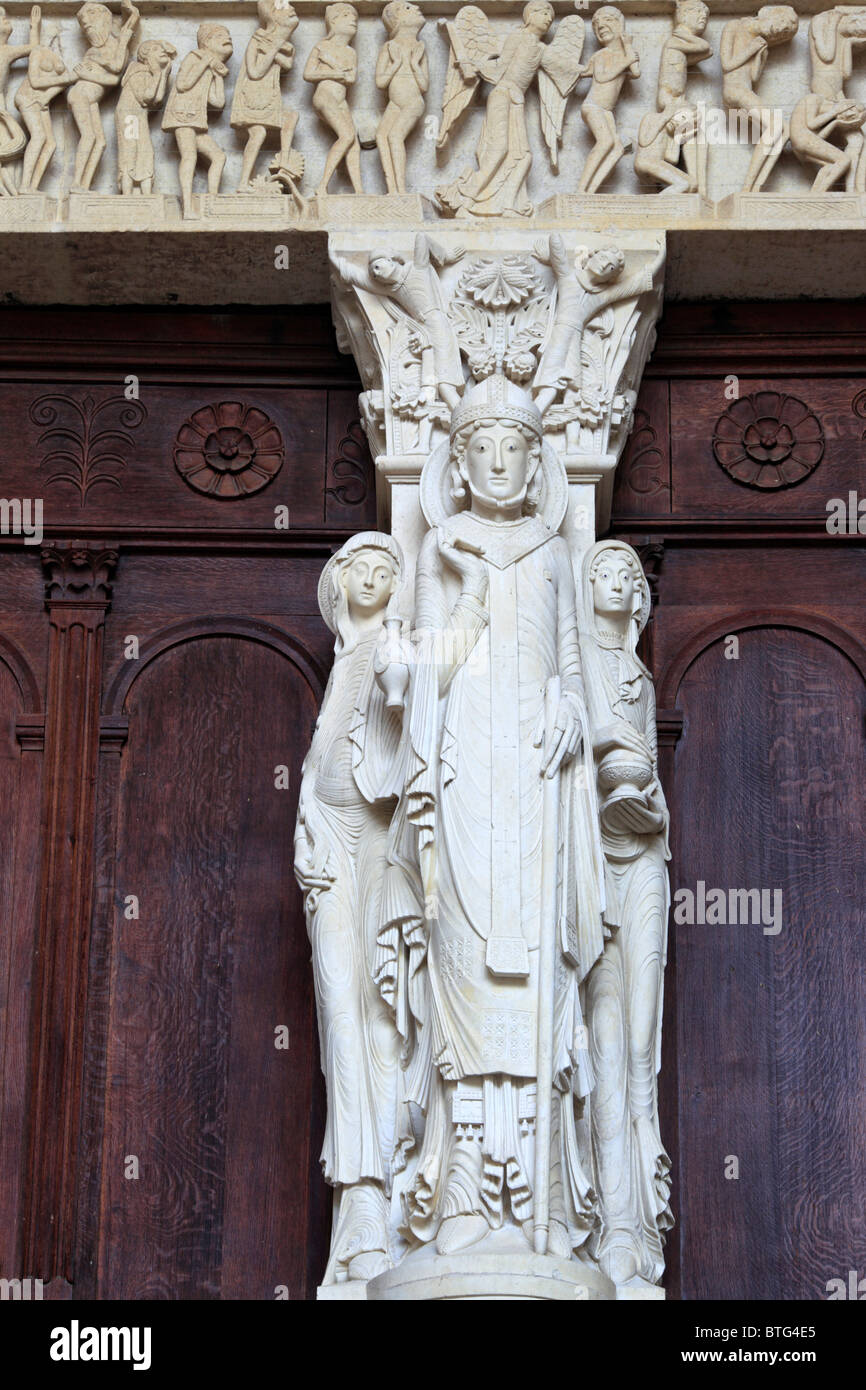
(304, 206, 672, 1295)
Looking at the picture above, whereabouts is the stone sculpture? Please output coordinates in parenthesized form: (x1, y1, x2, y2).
(377, 374, 607, 1269)
(790, 6, 866, 193)
(304, 2, 363, 197)
(115, 39, 175, 196)
(532, 234, 664, 422)
(330, 233, 465, 411)
(68, 0, 140, 192)
(720, 6, 799, 193)
(231, 0, 300, 192)
(580, 539, 672, 1288)
(375, 0, 427, 196)
(294, 530, 408, 1284)
(14, 8, 73, 194)
(0, 5, 37, 195)
(163, 22, 233, 219)
(577, 6, 641, 195)
(435, 1, 585, 218)
(635, 0, 712, 195)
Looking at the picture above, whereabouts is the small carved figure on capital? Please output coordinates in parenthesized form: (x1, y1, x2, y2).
(331, 233, 465, 412)
(532, 234, 663, 423)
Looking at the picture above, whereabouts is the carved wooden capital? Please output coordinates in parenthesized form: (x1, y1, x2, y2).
(41, 544, 118, 608)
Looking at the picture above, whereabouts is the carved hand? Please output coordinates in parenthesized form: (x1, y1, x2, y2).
(437, 533, 487, 602)
(536, 692, 582, 778)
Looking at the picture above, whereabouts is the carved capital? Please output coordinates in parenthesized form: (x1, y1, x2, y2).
(329, 228, 665, 546)
(41, 545, 118, 608)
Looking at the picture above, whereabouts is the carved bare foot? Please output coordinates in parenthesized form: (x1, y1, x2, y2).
(599, 1232, 641, 1285)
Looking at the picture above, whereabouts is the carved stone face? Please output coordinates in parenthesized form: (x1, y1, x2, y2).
(329, 5, 357, 38)
(585, 248, 624, 284)
(342, 550, 396, 617)
(79, 4, 112, 46)
(524, 2, 554, 37)
(592, 552, 637, 621)
(369, 255, 400, 283)
(208, 29, 234, 61)
(593, 8, 623, 44)
(463, 423, 531, 507)
(679, 1, 709, 33)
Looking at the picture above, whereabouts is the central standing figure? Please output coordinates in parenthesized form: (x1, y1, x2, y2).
(391, 375, 606, 1259)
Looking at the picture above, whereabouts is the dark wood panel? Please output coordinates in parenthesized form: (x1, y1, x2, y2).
(96, 635, 327, 1299)
(669, 629, 866, 1300)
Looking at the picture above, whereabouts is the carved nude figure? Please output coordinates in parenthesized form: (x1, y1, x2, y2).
(790, 7, 866, 193)
(0, 5, 38, 196)
(115, 39, 175, 196)
(635, 0, 712, 195)
(163, 23, 233, 219)
(580, 540, 671, 1288)
(331, 233, 465, 411)
(375, 0, 427, 195)
(577, 6, 641, 195)
(720, 6, 799, 193)
(533, 235, 663, 418)
(295, 531, 408, 1284)
(67, 0, 140, 192)
(231, 0, 299, 192)
(435, 2, 585, 218)
(14, 11, 73, 194)
(304, 2, 363, 197)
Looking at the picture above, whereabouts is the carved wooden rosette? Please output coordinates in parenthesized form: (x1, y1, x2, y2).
(24, 544, 118, 1279)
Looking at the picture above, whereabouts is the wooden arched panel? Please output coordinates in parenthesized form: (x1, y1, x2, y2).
(668, 626, 866, 1300)
(95, 634, 329, 1299)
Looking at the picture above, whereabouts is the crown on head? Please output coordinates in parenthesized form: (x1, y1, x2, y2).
(450, 373, 543, 441)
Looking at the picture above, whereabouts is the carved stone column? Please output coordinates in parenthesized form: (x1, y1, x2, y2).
(24, 544, 117, 1280)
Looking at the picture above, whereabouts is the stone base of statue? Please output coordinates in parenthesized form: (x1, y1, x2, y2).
(0, 194, 56, 229)
(716, 192, 866, 227)
(365, 1229, 617, 1302)
(315, 192, 425, 225)
(539, 193, 712, 227)
(67, 192, 168, 230)
(202, 193, 297, 227)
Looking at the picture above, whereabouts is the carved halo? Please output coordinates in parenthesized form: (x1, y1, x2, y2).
(419, 437, 569, 532)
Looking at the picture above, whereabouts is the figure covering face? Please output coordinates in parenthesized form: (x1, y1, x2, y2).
(579, 540, 672, 1285)
(385, 375, 607, 1259)
(294, 531, 409, 1283)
